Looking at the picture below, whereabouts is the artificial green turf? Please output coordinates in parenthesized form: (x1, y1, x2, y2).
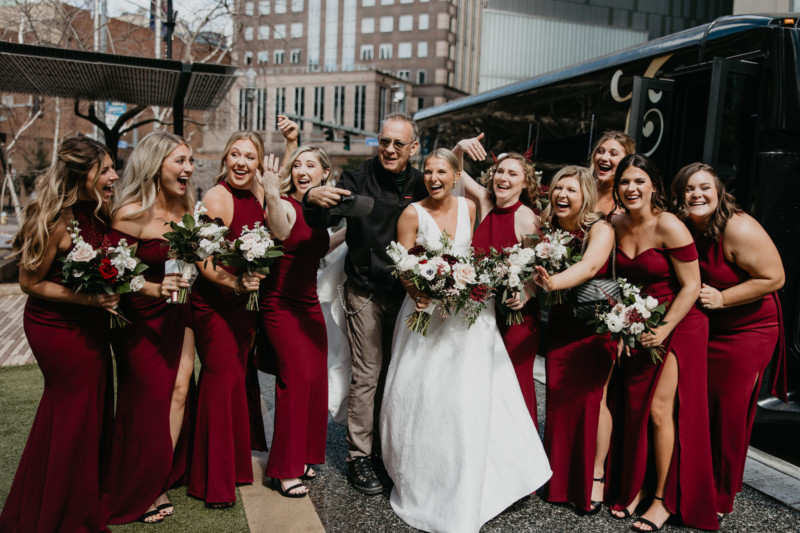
(0, 363, 249, 532)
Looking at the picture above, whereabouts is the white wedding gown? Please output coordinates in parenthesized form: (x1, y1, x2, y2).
(380, 198, 552, 533)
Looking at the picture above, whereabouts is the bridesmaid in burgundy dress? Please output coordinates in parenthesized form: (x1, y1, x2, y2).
(670, 162, 785, 520)
(102, 131, 197, 524)
(607, 154, 718, 531)
(260, 145, 332, 497)
(588, 130, 635, 216)
(531, 166, 617, 514)
(0, 137, 119, 533)
(188, 132, 276, 507)
(454, 136, 541, 424)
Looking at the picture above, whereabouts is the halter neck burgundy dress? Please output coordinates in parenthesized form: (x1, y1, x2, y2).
(101, 231, 194, 524)
(695, 232, 785, 514)
(607, 243, 718, 531)
(471, 201, 541, 424)
(260, 196, 330, 480)
(189, 180, 265, 505)
(538, 224, 616, 512)
(0, 201, 113, 533)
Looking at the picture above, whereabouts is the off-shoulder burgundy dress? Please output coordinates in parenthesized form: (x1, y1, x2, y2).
(188, 180, 264, 505)
(101, 232, 194, 523)
(471, 201, 541, 424)
(539, 228, 616, 512)
(0, 201, 113, 533)
(696, 232, 785, 514)
(607, 243, 718, 531)
(260, 196, 330, 479)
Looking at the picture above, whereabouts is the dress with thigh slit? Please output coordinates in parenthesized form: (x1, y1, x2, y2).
(101, 233, 195, 524)
(188, 180, 264, 504)
(0, 201, 113, 533)
(696, 232, 784, 514)
(607, 243, 718, 531)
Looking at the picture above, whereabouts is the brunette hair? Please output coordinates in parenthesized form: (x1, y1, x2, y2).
(215, 131, 266, 184)
(12, 136, 112, 270)
(279, 145, 332, 195)
(540, 165, 601, 228)
(669, 162, 741, 241)
(588, 130, 635, 176)
(486, 152, 538, 208)
(113, 131, 193, 219)
(613, 154, 668, 213)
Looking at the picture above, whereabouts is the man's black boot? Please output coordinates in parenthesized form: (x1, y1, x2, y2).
(347, 457, 383, 495)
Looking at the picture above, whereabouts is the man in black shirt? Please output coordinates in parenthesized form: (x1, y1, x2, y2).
(303, 113, 427, 494)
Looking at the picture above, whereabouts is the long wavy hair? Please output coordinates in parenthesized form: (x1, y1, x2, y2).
(540, 165, 601, 228)
(588, 130, 636, 176)
(669, 162, 740, 241)
(613, 153, 669, 213)
(487, 152, 538, 208)
(280, 145, 332, 195)
(215, 131, 265, 185)
(113, 131, 193, 219)
(12, 136, 111, 270)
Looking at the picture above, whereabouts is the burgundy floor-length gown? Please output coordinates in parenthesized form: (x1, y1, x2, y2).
(538, 229, 616, 512)
(261, 196, 329, 479)
(696, 233, 785, 514)
(102, 234, 194, 524)
(188, 180, 264, 504)
(607, 243, 718, 531)
(471, 201, 541, 424)
(0, 201, 113, 533)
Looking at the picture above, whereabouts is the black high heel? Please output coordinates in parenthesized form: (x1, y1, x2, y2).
(631, 495, 670, 532)
(585, 476, 605, 514)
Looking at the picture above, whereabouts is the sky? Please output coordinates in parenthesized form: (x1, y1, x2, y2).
(66, 0, 233, 35)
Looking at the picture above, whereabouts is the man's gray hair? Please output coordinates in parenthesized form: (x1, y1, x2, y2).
(379, 112, 419, 141)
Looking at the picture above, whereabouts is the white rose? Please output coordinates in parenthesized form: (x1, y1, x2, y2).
(534, 242, 552, 259)
(478, 273, 492, 285)
(508, 273, 521, 288)
(550, 243, 566, 262)
(199, 224, 221, 238)
(645, 295, 659, 310)
(629, 322, 645, 336)
(517, 248, 535, 264)
(508, 263, 522, 275)
(67, 242, 97, 262)
(397, 255, 418, 272)
(239, 233, 257, 251)
(244, 249, 256, 262)
(426, 238, 444, 253)
(250, 242, 267, 258)
(130, 275, 145, 292)
(198, 239, 219, 258)
(452, 262, 477, 289)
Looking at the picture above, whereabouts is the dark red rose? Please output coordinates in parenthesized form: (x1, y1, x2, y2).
(441, 253, 458, 266)
(198, 213, 213, 224)
(538, 185, 549, 197)
(99, 258, 118, 280)
(408, 245, 426, 256)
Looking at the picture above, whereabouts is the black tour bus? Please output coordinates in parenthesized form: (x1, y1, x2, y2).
(414, 14, 800, 424)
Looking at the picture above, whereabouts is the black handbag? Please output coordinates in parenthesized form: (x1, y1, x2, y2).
(569, 226, 620, 320)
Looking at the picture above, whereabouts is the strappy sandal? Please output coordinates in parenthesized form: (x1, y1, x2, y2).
(137, 509, 164, 524)
(156, 503, 173, 516)
(299, 464, 317, 481)
(586, 476, 605, 514)
(271, 478, 308, 498)
(609, 487, 646, 520)
(631, 496, 670, 532)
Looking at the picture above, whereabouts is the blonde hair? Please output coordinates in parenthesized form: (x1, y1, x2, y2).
(540, 165, 602, 228)
(215, 131, 265, 184)
(279, 146, 332, 195)
(113, 131, 193, 219)
(487, 152, 538, 208)
(12, 137, 111, 270)
(424, 148, 461, 178)
(588, 130, 635, 176)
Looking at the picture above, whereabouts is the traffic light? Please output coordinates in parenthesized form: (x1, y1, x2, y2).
(324, 127, 334, 142)
(343, 133, 351, 151)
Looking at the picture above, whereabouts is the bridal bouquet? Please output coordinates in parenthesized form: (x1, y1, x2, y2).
(443, 250, 495, 328)
(592, 278, 668, 364)
(387, 233, 460, 336)
(162, 202, 228, 303)
(60, 219, 148, 328)
(213, 222, 283, 311)
(532, 226, 582, 305)
(484, 244, 537, 325)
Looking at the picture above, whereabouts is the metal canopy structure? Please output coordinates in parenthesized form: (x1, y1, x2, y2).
(0, 40, 237, 135)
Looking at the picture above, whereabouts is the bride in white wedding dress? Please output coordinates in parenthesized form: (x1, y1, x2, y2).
(380, 149, 551, 533)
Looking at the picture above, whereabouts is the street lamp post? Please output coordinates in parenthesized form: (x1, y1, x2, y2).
(245, 68, 257, 130)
